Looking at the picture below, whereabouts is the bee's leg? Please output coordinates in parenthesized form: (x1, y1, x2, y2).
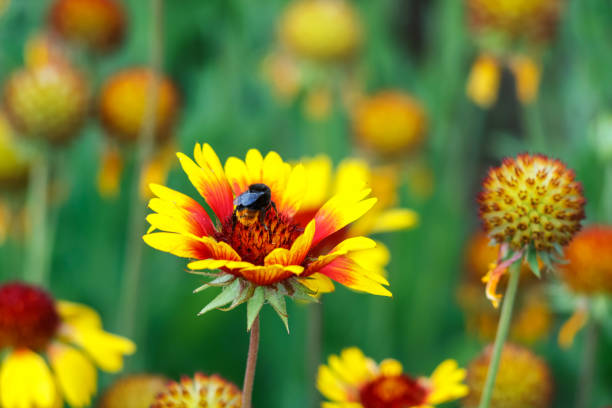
(271, 201, 278, 217)
(232, 212, 237, 228)
(260, 209, 269, 231)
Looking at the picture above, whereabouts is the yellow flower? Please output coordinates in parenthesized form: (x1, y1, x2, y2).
(143, 144, 390, 330)
(49, 0, 126, 53)
(0, 282, 135, 408)
(464, 343, 553, 408)
(99, 375, 168, 408)
(477, 153, 585, 307)
(296, 156, 417, 283)
(279, 0, 362, 62)
(3, 62, 90, 144)
(318, 347, 468, 407)
(353, 91, 427, 157)
(151, 373, 241, 408)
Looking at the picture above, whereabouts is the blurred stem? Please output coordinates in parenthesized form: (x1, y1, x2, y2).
(306, 303, 322, 408)
(601, 163, 612, 221)
(24, 148, 49, 286)
(477, 260, 521, 408)
(117, 0, 163, 340)
(242, 316, 260, 408)
(523, 102, 546, 152)
(575, 310, 597, 408)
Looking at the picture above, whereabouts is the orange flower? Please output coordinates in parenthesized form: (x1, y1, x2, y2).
(49, 0, 126, 53)
(144, 144, 390, 330)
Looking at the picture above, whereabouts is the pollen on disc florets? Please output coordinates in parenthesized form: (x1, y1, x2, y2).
(219, 210, 303, 267)
(478, 153, 585, 252)
(0, 282, 60, 350)
(151, 373, 241, 408)
(463, 343, 553, 408)
(359, 374, 428, 408)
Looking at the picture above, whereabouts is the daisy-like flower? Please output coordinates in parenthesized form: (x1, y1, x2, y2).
(353, 90, 428, 158)
(98, 67, 180, 198)
(318, 347, 468, 408)
(465, 0, 564, 107)
(557, 225, 612, 348)
(295, 156, 418, 285)
(143, 144, 390, 330)
(99, 374, 168, 408)
(463, 343, 553, 408)
(0, 281, 135, 408)
(477, 153, 585, 307)
(151, 373, 241, 408)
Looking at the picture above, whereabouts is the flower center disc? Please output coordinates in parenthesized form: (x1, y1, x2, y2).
(359, 375, 427, 408)
(219, 210, 303, 266)
(0, 282, 60, 350)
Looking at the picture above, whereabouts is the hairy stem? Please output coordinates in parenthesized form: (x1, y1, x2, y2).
(478, 260, 521, 408)
(242, 315, 260, 408)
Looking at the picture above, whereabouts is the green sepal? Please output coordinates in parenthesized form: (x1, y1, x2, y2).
(284, 279, 318, 303)
(193, 274, 235, 293)
(247, 287, 265, 331)
(526, 244, 541, 279)
(197, 279, 241, 316)
(553, 243, 565, 257)
(219, 280, 253, 311)
(539, 251, 556, 273)
(265, 287, 289, 333)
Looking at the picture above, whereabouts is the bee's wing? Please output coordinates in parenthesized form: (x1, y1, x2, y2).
(234, 192, 262, 206)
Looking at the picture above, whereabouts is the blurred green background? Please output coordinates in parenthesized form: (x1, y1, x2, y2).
(1, 0, 611, 407)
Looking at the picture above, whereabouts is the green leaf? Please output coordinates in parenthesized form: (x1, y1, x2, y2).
(265, 287, 289, 333)
(247, 287, 265, 331)
(527, 244, 541, 279)
(197, 279, 241, 316)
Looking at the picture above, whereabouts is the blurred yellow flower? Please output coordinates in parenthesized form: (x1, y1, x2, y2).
(0, 111, 29, 190)
(3, 62, 90, 144)
(279, 0, 362, 62)
(0, 282, 135, 408)
(318, 347, 468, 407)
(144, 144, 390, 330)
(49, 0, 126, 53)
(99, 374, 168, 408)
(151, 373, 241, 408)
(353, 91, 427, 157)
(98, 68, 180, 198)
(464, 343, 553, 408)
(24, 32, 71, 69)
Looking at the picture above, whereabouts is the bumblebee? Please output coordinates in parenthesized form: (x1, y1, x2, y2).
(232, 183, 277, 228)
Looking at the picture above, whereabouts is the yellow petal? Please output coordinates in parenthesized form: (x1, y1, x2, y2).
(328, 347, 375, 386)
(558, 306, 589, 349)
(333, 158, 369, 196)
(56, 301, 102, 329)
(299, 273, 335, 294)
(301, 155, 332, 210)
(378, 359, 403, 376)
(317, 365, 351, 402)
(265, 220, 315, 267)
(277, 163, 306, 217)
(368, 208, 419, 234)
(188, 259, 253, 271)
(348, 243, 390, 277)
(0, 349, 56, 408)
(48, 344, 97, 407)
(466, 54, 501, 108)
(426, 359, 469, 404)
(510, 55, 541, 104)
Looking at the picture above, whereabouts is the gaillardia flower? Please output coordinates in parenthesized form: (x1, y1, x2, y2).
(318, 347, 468, 407)
(151, 373, 241, 408)
(465, 0, 564, 106)
(556, 225, 612, 348)
(0, 282, 135, 408)
(99, 374, 168, 408)
(296, 156, 418, 281)
(463, 343, 553, 408)
(3, 62, 90, 144)
(144, 144, 390, 330)
(353, 91, 427, 157)
(49, 0, 126, 53)
(98, 67, 180, 198)
(477, 153, 585, 307)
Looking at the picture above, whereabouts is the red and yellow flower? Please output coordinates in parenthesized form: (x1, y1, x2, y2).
(477, 154, 585, 307)
(98, 67, 180, 198)
(465, 0, 564, 107)
(143, 144, 391, 330)
(318, 347, 468, 408)
(464, 343, 553, 408)
(99, 374, 168, 408)
(296, 156, 418, 280)
(48, 0, 126, 53)
(557, 225, 612, 348)
(0, 282, 135, 408)
(151, 373, 241, 408)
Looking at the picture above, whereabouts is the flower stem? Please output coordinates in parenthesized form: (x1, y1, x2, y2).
(242, 315, 260, 408)
(477, 260, 521, 408)
(575, 310, 597, 408)
(116, 0, 163, 340)
(24, 148, 49, 285)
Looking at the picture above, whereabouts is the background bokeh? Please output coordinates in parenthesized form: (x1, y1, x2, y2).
(1, 0, 611, 407)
